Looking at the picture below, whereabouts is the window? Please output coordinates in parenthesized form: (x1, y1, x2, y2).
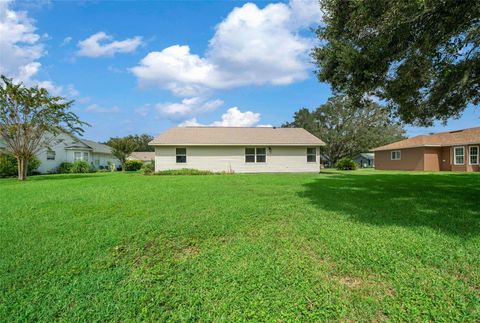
(245, 148, 255, 163)
(307, 147, 316, 162)
(46, 150, 55, 160)
(176, 148, 187, 163)
(454, 146, 465, 165)
(391, 150, 401, 160)
(469, 146, 478, 165)
(256, 148, 266, 163)
(74, 152, 82, 161)
(245, 147, 266, 163)
(83, 152, 89, 161)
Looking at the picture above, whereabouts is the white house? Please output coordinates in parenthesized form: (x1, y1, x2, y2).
(149, 127, 325, 173)
(0, 132, 119, 173)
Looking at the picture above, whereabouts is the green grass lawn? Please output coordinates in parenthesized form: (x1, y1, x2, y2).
(1, 170, 479, 321)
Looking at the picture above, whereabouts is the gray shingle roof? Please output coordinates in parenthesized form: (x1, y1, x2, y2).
(127, 151, 155, 161)
(81, 139, 113, 154)
(150, 127, 325, 146)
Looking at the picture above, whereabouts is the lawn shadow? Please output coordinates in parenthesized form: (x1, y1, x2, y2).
(299, 173, 480, 237)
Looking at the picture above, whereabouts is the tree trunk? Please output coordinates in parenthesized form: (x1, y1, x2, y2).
(17, 156, 28, 181)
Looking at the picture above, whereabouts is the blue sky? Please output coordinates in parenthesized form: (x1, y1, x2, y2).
(1, 0, 478, 141)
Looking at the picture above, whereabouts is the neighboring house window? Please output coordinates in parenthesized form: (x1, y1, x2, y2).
(46, 150, 55, 160)
(95, 159, 100, 166)
(469, 146, 478, 165)
(391, 150, 401, 160)
(245, 148, 266, 163)
(74, 152, 82, 161)
(176, 148, 187, 163)
(307, 147, 316, 162)
(83, 152, 89, 161)
(454, 146, 465, 165)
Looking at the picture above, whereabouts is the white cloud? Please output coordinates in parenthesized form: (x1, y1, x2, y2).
(134, 103, 151, 117)
(36, 81, 79, 99)
(131, 45, 220, 96)
(0, 1, 78, 98)
(0, 0, 44, 82)
(77, 32, 143, 57)
(61, 36, 72, 46)
(156, 96, 224, 119)
(179, 107, 263, 127)
(131, 0, 322, 96)
(85, 103, 120, 113)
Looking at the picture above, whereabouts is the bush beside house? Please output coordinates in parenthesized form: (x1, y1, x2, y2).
(125, 160, 143, 171)
(0, 154, 41, 178)
(336, 157, 357, 170)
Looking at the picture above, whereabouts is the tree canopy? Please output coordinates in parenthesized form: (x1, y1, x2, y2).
(313, 0, 480, 126)
(283, 96, 405, 164)
(0, 76, 87, 180)
(105, 134, 154, 152)
(107, 137, 138, 171)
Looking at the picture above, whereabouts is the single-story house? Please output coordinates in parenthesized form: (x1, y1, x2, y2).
(354, 153, 374, 168)
(149, 127, 325, 173)
(372, 127, 480, 172)
(127, 151, 155, 162)
(0, 132, 119, 173)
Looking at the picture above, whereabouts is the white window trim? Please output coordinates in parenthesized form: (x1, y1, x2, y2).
(453, 146, 465, 165)
(391, 150, 401, 160)
(46, 150, 56, 160)
(245, 147, 267, 163)
(74, 151, 82, 162)
(469, 146, 479, 165)
(306, 147, 317, 163)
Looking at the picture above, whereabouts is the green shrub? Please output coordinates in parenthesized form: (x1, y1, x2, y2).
(155, 168, 230, 176)
(142, 161, 155, 176)
(336, 157, 357, 170)
(57, 162, 73, 174)
(125, 160, 143, 171)
(71, 160, 92, 173)
(0, 153, 41, 178)
(107, 161, 116, 172)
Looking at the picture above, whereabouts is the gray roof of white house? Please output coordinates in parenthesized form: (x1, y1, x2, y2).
(150, 127, 325, 146)
(81, 139, 113, 154)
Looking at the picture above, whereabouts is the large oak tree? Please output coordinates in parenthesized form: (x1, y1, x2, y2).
(313, 0, 479, 126)
(0, 76, 87, 180)
(283, 96, 405, 164)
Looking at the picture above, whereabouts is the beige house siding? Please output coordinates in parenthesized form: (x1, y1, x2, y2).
(154, 146, 320, 173)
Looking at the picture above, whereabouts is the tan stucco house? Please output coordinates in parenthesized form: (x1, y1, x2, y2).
(372, 127, 480, 172)
(149, 127, 325, 173)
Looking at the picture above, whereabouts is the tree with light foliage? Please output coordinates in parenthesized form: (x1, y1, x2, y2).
(0, 76, 87, 180)
(107, 137, 138, 171)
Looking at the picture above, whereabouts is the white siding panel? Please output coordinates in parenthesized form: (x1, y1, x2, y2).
(155, 146, 320, 173)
